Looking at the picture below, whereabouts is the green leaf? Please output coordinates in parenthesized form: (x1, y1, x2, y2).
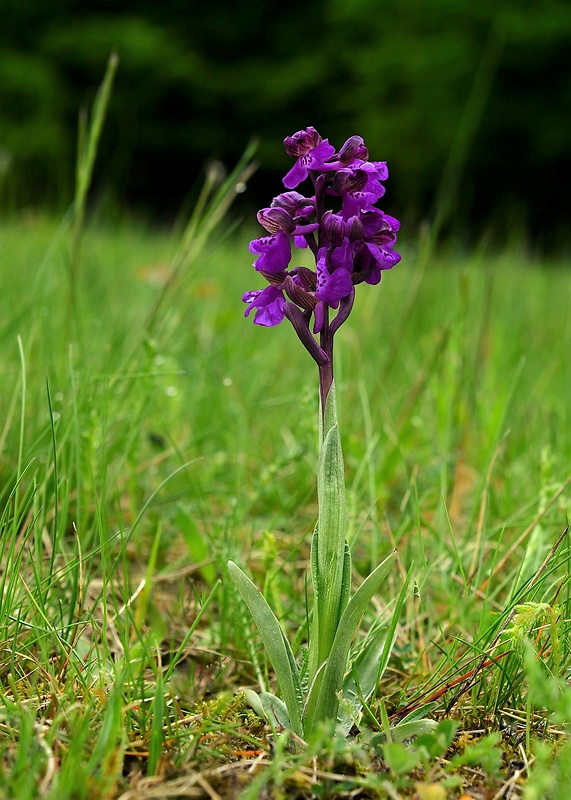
(309, 383, 348, 676)
(368, 717, 439, 750)
(376, 563, 414, 686)
(307, 550, 397, 732)
(309, 523, 320, 630)
(244, 689, 265, 719)
(227, 561, 303, 736)
(260, 692, 292, 729)
(383, 741, 422, 776)
(413, 719, 458, 758)
(339, 621, 389, 734)
(147, 671, 165, 776)
(339, 566, 414, 733)
(245, 689, 292, 729)
(399, 702, 438, 726)
(339, 541, 352, 618)
(315, 418, 347, 633)
(319, 377, 340, 448)
(389, 718, 438, 742)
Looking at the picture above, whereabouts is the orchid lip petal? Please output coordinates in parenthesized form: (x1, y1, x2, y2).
(243, 285, 286, 326)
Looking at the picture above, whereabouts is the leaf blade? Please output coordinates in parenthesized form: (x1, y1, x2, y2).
(311, 550, 398, 729)
(227, 560, 304, 736)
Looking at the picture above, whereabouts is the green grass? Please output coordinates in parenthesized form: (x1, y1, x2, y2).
(0, 205, 570, 799)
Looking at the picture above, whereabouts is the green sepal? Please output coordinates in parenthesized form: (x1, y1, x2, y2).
(227, 561, 304, 736)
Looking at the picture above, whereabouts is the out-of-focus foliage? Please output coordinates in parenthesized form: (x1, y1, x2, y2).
(0, 0, 570, 244)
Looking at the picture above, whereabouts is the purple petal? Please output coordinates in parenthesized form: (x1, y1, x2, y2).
(249, 230, 292, 273)
(372, 161, 389, 181)
(283, 127, 322, 157)
(243, 285, 286, 326)
(257, 207, 295, 234)
(321, 211, 345, 246)
(315, 251, 353, 305)
(283, 140, 336, 189)
(364, 244, 401, 284)
(382, 213, 401, 232)
(338, 136, 368, 165)
(313, 301, 326, 334)
(329, 239, 353, 273)
(360, 208, 392, 237)
(283, 159, 310, 190)
(308, 139, 336, 166)
(340, 189, 382, 219)
(271, 191, 314, 216)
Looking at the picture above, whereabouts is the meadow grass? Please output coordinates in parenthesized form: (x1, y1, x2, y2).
(0, 204, 570, 799)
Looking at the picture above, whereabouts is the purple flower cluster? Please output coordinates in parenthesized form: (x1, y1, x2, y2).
(243, 127, 401, 340)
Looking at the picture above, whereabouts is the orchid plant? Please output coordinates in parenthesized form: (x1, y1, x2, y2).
(228, 127, 402, 740)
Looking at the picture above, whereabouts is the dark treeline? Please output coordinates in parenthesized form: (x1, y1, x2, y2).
(1, 0, 570, 247)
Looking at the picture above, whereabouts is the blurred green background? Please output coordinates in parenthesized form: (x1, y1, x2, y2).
(1, 0, 570, 248)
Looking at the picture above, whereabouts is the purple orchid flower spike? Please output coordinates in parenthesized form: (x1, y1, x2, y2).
(244, 127, 401, 414)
